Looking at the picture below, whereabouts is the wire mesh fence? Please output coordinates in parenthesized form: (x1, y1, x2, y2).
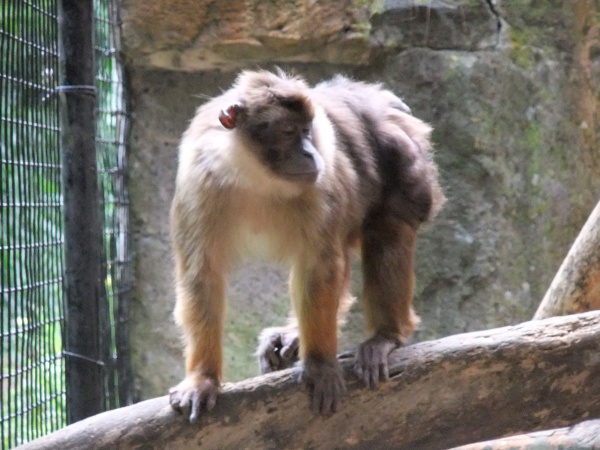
(1, 0, 131, 447)
(1, 1, 64, 446)
(95, 0, 133, 411)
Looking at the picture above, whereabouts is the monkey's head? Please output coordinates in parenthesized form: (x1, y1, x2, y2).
(219, 71, 324, 184)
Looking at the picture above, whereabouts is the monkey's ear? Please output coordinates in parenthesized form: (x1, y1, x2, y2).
(219, 103, 244, 129)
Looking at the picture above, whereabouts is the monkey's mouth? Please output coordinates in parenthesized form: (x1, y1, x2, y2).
(276, 169, 319, 183)
(273, 146, 323, 184)
(270, 150, 322, 184)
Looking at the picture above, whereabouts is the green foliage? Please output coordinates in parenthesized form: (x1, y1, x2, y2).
(1, 1, 65, 446)
(1, 0, 128, 446)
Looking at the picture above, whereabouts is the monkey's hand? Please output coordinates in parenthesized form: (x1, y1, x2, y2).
(354, 333, 401, 389)
(257, 326, 300, 374)
(169, 375, 219, 423)
(301, 356, 346, 415)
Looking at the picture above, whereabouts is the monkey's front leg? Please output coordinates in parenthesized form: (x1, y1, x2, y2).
(169, 271, 226, 423)
(292, 254, 347, 415)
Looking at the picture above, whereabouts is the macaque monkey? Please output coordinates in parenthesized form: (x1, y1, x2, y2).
(169, 70, 444, 422)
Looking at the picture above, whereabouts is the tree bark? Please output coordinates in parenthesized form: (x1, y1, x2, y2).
(20, 312, 600, 450)
(452, 418, 600, 449)
(534, 200, 600, 319)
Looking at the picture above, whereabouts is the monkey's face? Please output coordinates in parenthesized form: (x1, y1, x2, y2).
(242, 109, 323, 184)
(221, 92, 324, 184)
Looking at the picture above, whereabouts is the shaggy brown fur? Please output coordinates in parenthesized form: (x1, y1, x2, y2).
(169, 70, 444, 421)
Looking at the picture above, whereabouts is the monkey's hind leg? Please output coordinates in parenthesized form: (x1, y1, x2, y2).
(257, 281, 355, 375)
(257, 319, 300, 374)
(356, 216, 419, 388)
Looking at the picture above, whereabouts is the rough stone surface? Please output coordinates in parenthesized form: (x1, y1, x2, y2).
(371, 0, 500, 51)
(121, 0, 373, 70)
(125, 0, 600, 399)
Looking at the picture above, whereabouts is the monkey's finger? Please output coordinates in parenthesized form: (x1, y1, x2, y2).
(312, 384, 326, 415)
(380, 360, 390, 382)
(202, 388, 218, 412)
(258, 347, 279, 373)
(358, 352, 375, 388)
(329, 380, 344, 414)
(354, 346, 367, 383)
(368, 367, 378, 389)
(332, 375, 347, 413)
(189, 390, 201, 423)
(353, 363, 362, 378)
(354, 362, 369, 387)
(282, 332, 298, 346)
(169, 389, 183, 413)
(331, 392, 339, 413)
(170, 400, 183, 413)
(333, 382, 346, 414)
(306, 385, 320, 415)
(280, 336, 299, 360)
(313, 398, 322, 416)
(267, 333, 283, 347)
(270, 349, 283, 370)
(321, 393, 333, 415)
(362, 367, 372, 388)
(302, 375, 322, 415)
(179, 389, 193, 411)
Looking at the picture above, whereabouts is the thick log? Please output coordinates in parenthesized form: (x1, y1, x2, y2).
(20, 312, 600, 450)
(452, 418, 600, 449)
(534, 200, 600, 319)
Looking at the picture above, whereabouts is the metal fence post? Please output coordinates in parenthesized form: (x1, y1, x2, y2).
(57, 0, 104, 423)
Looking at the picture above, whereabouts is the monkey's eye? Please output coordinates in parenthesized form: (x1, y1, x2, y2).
(281, 125, 296, 136)
(302, 126, 311, 137)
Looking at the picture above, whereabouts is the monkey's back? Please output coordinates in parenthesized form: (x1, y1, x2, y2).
(311, 77, 445, 227)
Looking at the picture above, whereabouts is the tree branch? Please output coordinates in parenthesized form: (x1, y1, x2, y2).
(21, 312, 600, 450)
(534, 199, 600, 319)
(453, 418, 600, 449)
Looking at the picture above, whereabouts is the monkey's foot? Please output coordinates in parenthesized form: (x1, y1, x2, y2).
(301, 356, 346, 415)
(169, 375, 219, 423)
(354, 333, 401, 389)
(257, 326, 300, 374)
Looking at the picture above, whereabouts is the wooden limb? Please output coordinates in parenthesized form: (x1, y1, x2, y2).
(534, 199, 600, 319)
(452, 418, 600, 449)
(20, 312, 600, 450)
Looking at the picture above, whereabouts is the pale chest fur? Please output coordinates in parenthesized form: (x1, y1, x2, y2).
(228, 187, 329, 263)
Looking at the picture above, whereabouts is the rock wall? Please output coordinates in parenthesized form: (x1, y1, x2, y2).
(123, 0, 600, 399)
